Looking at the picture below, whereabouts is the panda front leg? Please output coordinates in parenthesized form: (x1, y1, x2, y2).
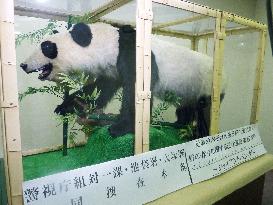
(175, 106, 195, 128)
(93, 76, 121, 110)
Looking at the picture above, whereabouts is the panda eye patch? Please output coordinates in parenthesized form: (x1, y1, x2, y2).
(41, 41, 58, 59)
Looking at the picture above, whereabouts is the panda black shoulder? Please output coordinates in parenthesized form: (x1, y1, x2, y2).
(117, 25, 136, 50)
(70, 23, 92, 47)
(118, 25, 135, 33)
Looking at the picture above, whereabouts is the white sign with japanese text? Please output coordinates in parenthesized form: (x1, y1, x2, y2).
(23, 124, 266, 205)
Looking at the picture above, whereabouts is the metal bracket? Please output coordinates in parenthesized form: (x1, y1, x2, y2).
(138, 10, 153, 20)
(137, 91, 151, 101)
(1, 101, 18, 108)
(2, 62, 16, 66)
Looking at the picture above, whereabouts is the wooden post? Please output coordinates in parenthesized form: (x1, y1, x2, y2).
(0, 0, 24, 204)
(142, 0, 153, 152)
(152, 28, 193, 39)
(209, 11, 226, 135)
(197, 27, 258, 39)
(135, 0, 145, 154)
(250, 30, 267, 124)
(223, 12, 267, 30)
(152, 0, 218, 18)
(205, 37, 209, 54)
(135, 0, 153, 154)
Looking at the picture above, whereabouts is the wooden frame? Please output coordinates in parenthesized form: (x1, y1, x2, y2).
(1, 0, 267, 204)
(153, 14, 208, 29)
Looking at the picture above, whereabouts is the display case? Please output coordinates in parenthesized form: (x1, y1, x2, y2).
(0, 0, 267, 204)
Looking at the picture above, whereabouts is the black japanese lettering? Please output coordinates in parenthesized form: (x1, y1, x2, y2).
(24, 187, 39, 203)
(74, 176, 87, 189)
(106, 186, 117, 198)
(113, 166, 123, 178)
(42, 183, 56, 198)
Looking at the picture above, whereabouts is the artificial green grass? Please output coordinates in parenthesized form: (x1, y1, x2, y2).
(23, 126, 189, 181)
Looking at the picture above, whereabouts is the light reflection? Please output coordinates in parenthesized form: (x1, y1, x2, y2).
(240, 42, 245, 47)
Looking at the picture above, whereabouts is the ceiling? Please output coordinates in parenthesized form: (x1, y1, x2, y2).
(15, 0, 110, 14)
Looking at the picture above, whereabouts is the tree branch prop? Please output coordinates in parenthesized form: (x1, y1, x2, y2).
(267, 0, 273, 55)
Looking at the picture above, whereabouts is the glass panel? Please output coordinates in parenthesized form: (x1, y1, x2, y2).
(167, 17, 216, 35)
(219, 28, 259, 132)
(104, 1, 136, 23)
(16, 4, 135, 180)
(150, 2, 216, 146)
(153, 3, 196, 24)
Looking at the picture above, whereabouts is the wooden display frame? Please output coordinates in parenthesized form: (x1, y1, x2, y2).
(1, 0, 267, 204)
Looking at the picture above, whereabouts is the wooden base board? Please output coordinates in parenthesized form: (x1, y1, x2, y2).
(22, 139, 88, 157)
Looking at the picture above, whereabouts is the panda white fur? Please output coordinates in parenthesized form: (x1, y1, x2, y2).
(21, 22, 226, 137)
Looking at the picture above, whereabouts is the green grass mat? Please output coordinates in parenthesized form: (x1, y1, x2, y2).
(23, 126, 189, 181)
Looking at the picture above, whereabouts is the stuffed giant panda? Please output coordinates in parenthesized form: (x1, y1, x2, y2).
(20, 22, 226, 137)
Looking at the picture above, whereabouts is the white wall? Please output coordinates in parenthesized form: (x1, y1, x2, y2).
(16, 17, 64, 152)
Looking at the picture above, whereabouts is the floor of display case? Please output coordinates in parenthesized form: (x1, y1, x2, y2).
(23, 126, 189, 181)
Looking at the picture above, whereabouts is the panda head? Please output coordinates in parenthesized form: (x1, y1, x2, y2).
(20, 23, 92, 81)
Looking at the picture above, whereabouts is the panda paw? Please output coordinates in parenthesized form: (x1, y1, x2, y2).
(54, 104, 69, 116)
(108, 122, 134, 137)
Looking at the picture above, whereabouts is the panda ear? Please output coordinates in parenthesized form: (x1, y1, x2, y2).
(41, 41, 58, 59)
(70, 23, 92, 47)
